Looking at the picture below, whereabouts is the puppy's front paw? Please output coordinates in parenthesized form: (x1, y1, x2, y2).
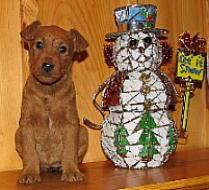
(18, 174, 41, 185)
(61, 172, 84, 182)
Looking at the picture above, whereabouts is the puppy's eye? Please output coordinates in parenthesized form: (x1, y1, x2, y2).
(58, 46, 67, 54)
(36, 41, 44, 49)
(143, 37, 152, 44)
(129, 39, 138, 49)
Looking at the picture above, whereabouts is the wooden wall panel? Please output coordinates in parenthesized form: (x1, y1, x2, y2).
(0, 0, 208, 171)
(21, 0, 39, 82)
(0, 1, 22, 171)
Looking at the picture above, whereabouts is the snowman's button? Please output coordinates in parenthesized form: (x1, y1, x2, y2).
(139, 73, 151, 82)
(140, 85, 151, 95)
(144, 100, 153, 110)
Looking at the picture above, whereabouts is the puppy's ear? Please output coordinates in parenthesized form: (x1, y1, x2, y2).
(69, 29, 88, 53)
(21, 20, 41, 41)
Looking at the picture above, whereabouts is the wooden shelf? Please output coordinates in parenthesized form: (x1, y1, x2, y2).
(1, 148, 209, 190)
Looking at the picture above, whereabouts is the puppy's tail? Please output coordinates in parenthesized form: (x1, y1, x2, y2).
(83, 118, 102, 130)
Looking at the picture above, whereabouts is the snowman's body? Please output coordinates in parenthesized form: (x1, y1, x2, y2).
(101, 31, 177, 168)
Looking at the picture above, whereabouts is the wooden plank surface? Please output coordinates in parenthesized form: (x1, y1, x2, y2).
(122, 176, 209, 190)
(0, 149, 209, 190)
(0, 0, 208, 172)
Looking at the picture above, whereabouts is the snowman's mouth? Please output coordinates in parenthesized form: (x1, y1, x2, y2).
(138, 47, 145, 53)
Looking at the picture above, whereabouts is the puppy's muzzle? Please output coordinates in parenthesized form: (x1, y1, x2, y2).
(42, 62, 54, 73)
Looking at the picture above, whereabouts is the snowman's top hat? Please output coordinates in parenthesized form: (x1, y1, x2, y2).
(106, 4, 168, 40)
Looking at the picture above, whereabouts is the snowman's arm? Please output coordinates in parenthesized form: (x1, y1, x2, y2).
(156, 70, 177, 110)
(83, 80, 107, 129)
(83, 73, 116, 129)
(92, 79, 110, 118)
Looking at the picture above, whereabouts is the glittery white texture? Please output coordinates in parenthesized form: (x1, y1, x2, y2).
(108, 111, 122, 125)
(128, 145, 144, 155)
(156, 92, 167, 102)
(144, 59, 152, 69)
(114, 159, 127, 168)
(134, 162, 146, 168)
(102, 120, 115, 138)
(154, 126, 169, 137)
(153, 154, 164, 162)
(151, 81, 165, 91)
(116, 36, 127, 49)
(128, 71, 141, 79)
(149, 73, 157, 82)
(122, 111, 140, 123)
(152, 112, 171, 126)
(123, 80, 143, 92)
(122, 114, 141, 135)
(161, 139, 169, 147)
(158, 146, 168, 155)
(120, 92, 145, 105)
(109, 105, 123, 112)
(147, 72, 156, 83)
(154, 127, 170, 147)
(124, 156, 140, 167)
(131, 49, 141, 60)
(130, 60, 141, 70)
(115, 10, 126, 22)
(146, 91, 158, 99)
(147, 92, 167, 107)
(147, 160, 162, 168)
(160, 113, 172, 126)
(123, 104, 144, 112)
(136, 55, 146, 63)
(127, 131, 143, 145)
(101, 138, 116, 162)
(144, 45, 153, 57)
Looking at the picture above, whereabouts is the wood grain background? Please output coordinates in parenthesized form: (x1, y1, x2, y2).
(0, 0, 208, 171)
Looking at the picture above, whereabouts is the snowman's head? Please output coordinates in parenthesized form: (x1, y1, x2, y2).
(113, 30, 163, 72)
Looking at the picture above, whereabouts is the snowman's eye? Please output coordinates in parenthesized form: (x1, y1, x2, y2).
(129, 39, 138, 49)
(143, 37, 152, 44)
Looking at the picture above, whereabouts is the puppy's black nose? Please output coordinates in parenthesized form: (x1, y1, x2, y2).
(42, 62, 54, 72)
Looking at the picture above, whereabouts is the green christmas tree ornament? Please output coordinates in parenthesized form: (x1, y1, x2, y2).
(114, 124, 129, 155)
(138, 112, 159, 160)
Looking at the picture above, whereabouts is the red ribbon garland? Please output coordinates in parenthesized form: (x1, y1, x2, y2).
(178, 32, 206, 53)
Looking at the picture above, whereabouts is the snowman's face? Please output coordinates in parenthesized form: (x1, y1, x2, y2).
(114, 31, 162, 72)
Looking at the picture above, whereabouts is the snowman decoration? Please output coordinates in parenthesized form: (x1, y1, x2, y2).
(85, 4, 177, 168)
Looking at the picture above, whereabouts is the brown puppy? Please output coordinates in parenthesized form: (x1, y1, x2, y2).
(15, 21, 88, 184)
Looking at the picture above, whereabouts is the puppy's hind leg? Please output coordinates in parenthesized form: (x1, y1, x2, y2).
(78, 126, 88, 163)
(15, 128, 23, 158)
